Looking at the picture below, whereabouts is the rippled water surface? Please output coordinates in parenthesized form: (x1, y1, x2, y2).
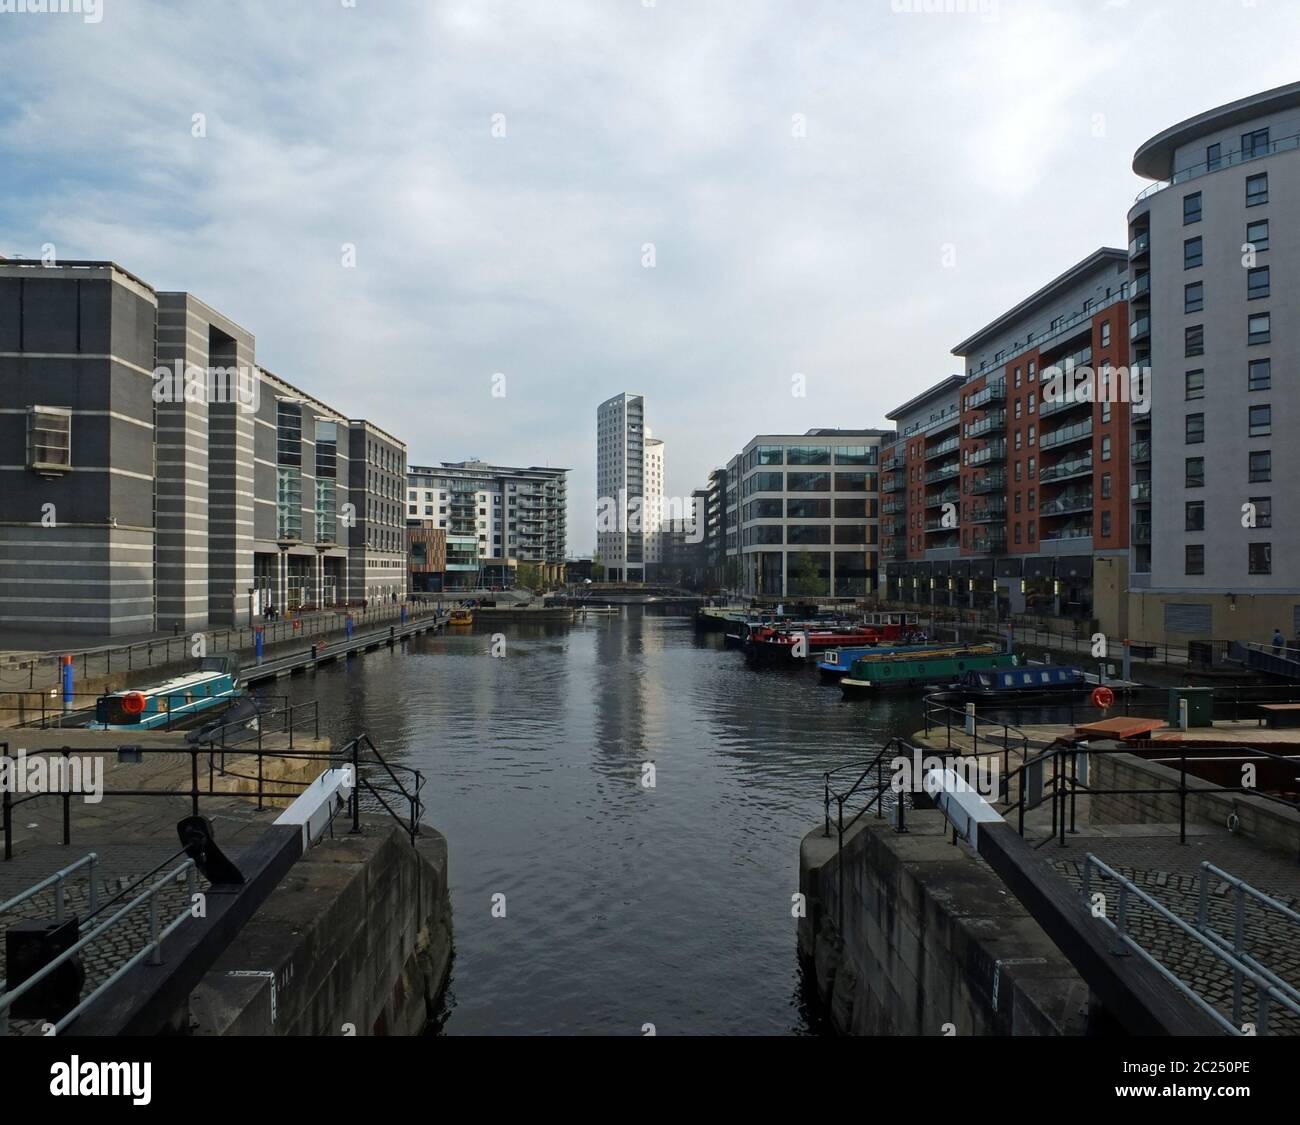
(263, 611, 927, 1035)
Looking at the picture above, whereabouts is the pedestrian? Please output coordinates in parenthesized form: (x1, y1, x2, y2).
(1271, 627, 1284, 655)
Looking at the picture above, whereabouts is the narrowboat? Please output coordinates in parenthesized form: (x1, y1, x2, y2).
(817, 642, 994, 682)
(449, 607, 474, 626)
(840, 652, 1018, 697)
(743, 614, 935, 666)
(90, 656, 242, 730)
(943, 664, 1088, 703)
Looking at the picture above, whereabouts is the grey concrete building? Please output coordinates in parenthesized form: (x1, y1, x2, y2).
(595, 392, 646, 582)
(1127, 81, 1300, 642)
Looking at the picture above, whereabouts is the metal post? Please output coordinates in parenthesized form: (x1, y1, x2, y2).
(191, 750, 200, 818)
(61, 747, 71, 846)
(351, 739, 361, 834)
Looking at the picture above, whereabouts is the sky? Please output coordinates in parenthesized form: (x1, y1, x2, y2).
(1, 0, 1297, 553)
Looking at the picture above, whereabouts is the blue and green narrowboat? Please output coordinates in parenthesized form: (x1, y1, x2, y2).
(91, 657, 241, 730)
(840, 651, 1018, 697)
(943, 664, 1088, 704)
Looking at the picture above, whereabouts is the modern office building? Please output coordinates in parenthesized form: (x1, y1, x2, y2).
(406, 460, 569, 589)
(725, 429, 886, 597)
(643, 429, 665, 569)
(1127, 82, 1300, 642)
(881, 249, 1134, 634)
(0, 256, 406, 636)
(595, 392, 646, 582)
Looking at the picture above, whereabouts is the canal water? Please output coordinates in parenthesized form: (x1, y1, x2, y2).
(258, 611, 928, 1035)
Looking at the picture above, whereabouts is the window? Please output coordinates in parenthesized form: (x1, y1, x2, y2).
(1248, 358, 1271, 391)
(1184, 281, 1203, 313)
(1249, 450, 1271, 482)
(1029, 393, 1036, 414)
(1185, 501, 1205, 531)
(1247, 266, 1270, 300)
(1185, 369, 1205, 400)
(1101, 511, 1112, 537)
(1184, 237, 1203, 268)
(1247, 173, 1268, 206)
(1014, 431, 1022, 451)
(1014, 367, 1022, 388)
(1183, 192, 1202, 224)
(1249, 496, 1272, 528)
(1246, 219, 1269, 251)
(1014, 461, 1022, 482)
(1028, 425, 1036, 446)
(1028, 521, 1036, 543)
(1101, 400, 1111, 424)
(1242, 128, 1270, 158)
(1248, 313, 1270, 345)
(1015, 400, 1022, 419)
(1185, 545, 1205, 576)
(1028, 456, 1035, 478)
(1014, 493, 1022, 514)
(1185, 414, 1205, 444)
(1028, 488, 1036, 510)
(1249, 404, 1271, 437)
(1186, 457, 1204, 487)
(27, 406, 71, 471)
(1099, 435, 1110, 461)
(1206, 143, 1222, 170)
(1248, 543, 1272, 576)
(1185, 324, 1204, 356)
(1100, 321, 1111, 347)
(1014, 523, 1022, 545)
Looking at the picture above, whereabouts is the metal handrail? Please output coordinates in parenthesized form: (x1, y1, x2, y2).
(922, 693, 1033, 791)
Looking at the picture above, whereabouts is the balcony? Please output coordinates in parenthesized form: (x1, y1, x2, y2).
(1131, 440, 1151, 464)
(971, 529, 1008, 553)
(1038, 454, 1093, 485)
(1040, 419, 1092, 451)
(1129, 231, 1150, 258)
(966, 410, 1006, 440)
(923, 515, 955, 532)
(967, 381, 1006, 410)
(925, 462, 961, 484)
(925, 435, 960, 461)
(1039, 391, 1093, 420)
(881, 496, 907, 515)
(1041, 524, 1092, 543)
(884, 517, 907, 536)
(1131, 481, 1152, 502)
(1133, 522, 1152, 545)
(969, 498, 1007, 523)
(1039, 491, 1093, 518)
(882, 475, 905, 493)
(884, 542, 908, 561)
(881, 455, 902, 473)
(924, 487, 961, 509)
(968, 440, 1007, 467)
(1130, 316, 1150, 344)
(1130, 272, 1150, 301)
(969, 471, 1006, 495)
(1134, 130, 1300, 204)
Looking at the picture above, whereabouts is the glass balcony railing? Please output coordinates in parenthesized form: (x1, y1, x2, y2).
(882, 496, 907, 514)
(967, 381, 1006, 410)
(1131, 440, 1151, 464)
(924, 487, 961, 509)
(1130, 273, 1150, 300)
(924, 462, 961, 484)
(1134, 131, 1300, 203)
(883, 476, 906, 493)
(925, 436, 960, 461)
(971, 529, 1007, 553)
(969, 499, 1007, 523)
(1039, 491, 1093, 518)
(1130, 316, 1151, 343)
(1040, 419, 1093, 451)
(1129, 231, 1150, 257)
(967, 410, 1006, 439)
(1133, 523, 1152, 545)
(1131, 481, 1152, 502)
(968, 440, 1007, 467)
(1039, 454, 1093, 484)
(970, 471, 1006, 495)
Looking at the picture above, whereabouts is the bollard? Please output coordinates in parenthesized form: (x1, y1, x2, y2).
(254, 626, 264, 665)
(964, 701, 976, 737)
(401, 605, 408, 626)
(1179, 697, 1189, 731)
(62, 655, 74, 713)
(345, 614, 354, 641)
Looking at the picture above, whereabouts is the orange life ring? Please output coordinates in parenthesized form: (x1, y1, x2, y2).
(1091, 685, 1115, 710)
(121, 691, 147, 715)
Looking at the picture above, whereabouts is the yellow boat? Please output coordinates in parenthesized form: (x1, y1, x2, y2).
(449, 608, 474, 626)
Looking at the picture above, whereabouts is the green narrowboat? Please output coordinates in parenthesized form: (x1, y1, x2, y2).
(840, 652, 1019, 697)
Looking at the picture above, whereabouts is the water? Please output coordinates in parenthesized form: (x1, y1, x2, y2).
(257, 611, 927, 1035)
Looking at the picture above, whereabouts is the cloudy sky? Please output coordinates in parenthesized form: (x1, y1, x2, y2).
(1, 0, 1296, 551)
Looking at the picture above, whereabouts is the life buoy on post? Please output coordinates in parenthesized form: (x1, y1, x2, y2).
(1091, 685, 1115, 710)
(122, 691, 147, 715)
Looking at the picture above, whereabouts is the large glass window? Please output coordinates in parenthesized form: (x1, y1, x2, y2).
(1246, 219, 1270, 251)
(1249, 404, 1272, 437)
(1185, 544, 1204, 575)
(834, 498, 867, 518)
(1185, 324, 1204, 356)
(787, 524, 831, 545)
(833, 446, 872, 465)
(832, 471, 867, 492)
(750, 498, 783, 518)
(1248, 313, 1271, 345)
(1185, 457, 1204, 488)
(787, 446, 832, 465)
(1247, 266, 1270, 300)
(788, 471, 831, 491)
(1184, 237, 1203, 269)
(1247, 173, 1269, 207)
(276, 402, 302, 466)
(1185, 414, 1205, 444)
(1248, 359, 1271, 392)
(1185, 501, 1205, 531)
(750, 471, 784, 492)
(1249, 450, 1271, 482)
(1183, 192, 1202, 224)
(1185, 369, 1205, 400)
(757, 445, 784, 465)
(277, 467, 303, 539)
(1248, 542, 1272, 575)
(1184, 281, 1203, 313)
(27, 406, 71, 471)
(786, 498, 831, 519)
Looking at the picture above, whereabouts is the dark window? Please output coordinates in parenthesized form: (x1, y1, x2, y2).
(1185, 413, 1204, 444)
(1101, 472, 1111, 500)
(1183, 192, 1202, 224)
(1206, 143, 1222, 170)
(1249, 404, 1271, 437)
(1185, 324, 1204, 356)
(1185, 544, 1205, 576)
(1242, 128, 1270, 158)
(1185, 457, 1204, 488)
(1101, 511, 1111, 537)
(1185, 369, 1205, 400)
(1184, 236, 1203, 269)
(1247, 266, 1270, 300)
(1248, 313, 1270, 345)
(1246, 219, 1269, 251)
(1247, 173, 1268, 207)
(1249, 358, 1271, 391)
(1185, 501, 1205, 531)
(1249, 450, 1271, 482)
(1249, 496, 1272, 529)
(1248, 542, 1272, 575)
(1184, 281, 1203, 313)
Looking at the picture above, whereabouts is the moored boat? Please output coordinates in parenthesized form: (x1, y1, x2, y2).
(940, 664, 1088, 704)
(840, 651, 1017, 697)
(449, 607, 474, 626)
(817, 641, 985, 681)
(91, 657, 242, 730)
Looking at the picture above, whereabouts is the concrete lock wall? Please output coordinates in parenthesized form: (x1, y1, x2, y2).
(799, 813, 1088, 1036)
(188, 824, 452, 1036)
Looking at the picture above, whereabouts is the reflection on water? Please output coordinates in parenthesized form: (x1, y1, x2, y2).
(259, 611, 926, 1035)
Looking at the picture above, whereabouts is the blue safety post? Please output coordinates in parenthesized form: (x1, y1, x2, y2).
(254, 625, 264, 665)
(345, 614, 353, 641)
(62, 654, 74, 712)
(401, 605, 408, 625)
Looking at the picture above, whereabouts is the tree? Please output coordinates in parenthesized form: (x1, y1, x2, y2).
(591, 554, 605, 581)
(790, 552, 827, 597)
(722, 558, 741, 591)
(516, 563, 543, 592)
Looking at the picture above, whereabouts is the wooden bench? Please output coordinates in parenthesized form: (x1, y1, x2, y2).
(1258, 703, 1300, 729)
(1075, 716, 1168, 740)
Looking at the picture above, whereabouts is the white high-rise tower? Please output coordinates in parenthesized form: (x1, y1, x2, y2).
(596, 393, 646, 582)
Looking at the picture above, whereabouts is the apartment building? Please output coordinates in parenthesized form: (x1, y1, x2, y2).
(595, 392, 646, 582)
(882, 249, 1134, 634)
(406, 460, 569, 589)
(726, 429, 886, 597)
(1127, 81, 1300, 642)
(643, 430, 665, 569)
(0, 256, 406, 636)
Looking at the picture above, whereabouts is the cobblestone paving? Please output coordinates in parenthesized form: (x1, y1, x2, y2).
(1046, 826, 1300, 1035)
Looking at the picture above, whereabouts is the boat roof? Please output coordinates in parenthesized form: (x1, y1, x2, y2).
(113, 669, 229, 696)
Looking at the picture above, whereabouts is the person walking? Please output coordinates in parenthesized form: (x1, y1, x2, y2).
(1271, 627, 1285, 655)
